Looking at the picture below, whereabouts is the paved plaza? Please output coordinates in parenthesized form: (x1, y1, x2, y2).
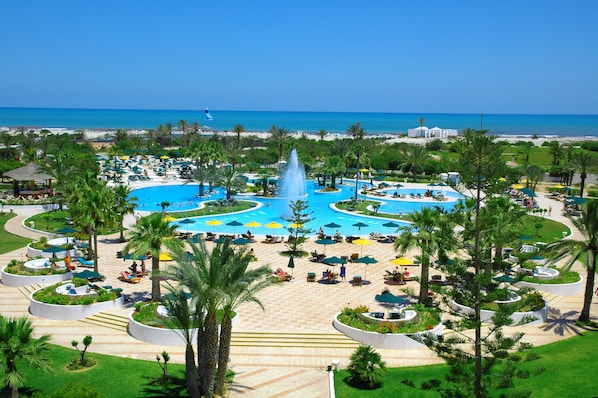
(0, 191, 595, 397)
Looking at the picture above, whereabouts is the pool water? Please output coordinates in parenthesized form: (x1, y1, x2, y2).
(131, 181, 463, 236)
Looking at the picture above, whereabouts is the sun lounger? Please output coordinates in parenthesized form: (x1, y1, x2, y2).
(307, 272, 316, 282)
(77, 257, 94, 267)
(119, 271, 141, 284)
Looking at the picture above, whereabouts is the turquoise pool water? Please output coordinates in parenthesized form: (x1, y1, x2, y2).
(131, 181, 463, 236)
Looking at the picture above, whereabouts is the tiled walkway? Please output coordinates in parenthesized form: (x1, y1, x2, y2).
(0, 191, 595, 397)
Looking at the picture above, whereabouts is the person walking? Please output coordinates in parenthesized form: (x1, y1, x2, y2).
(340, 264, 347, 281)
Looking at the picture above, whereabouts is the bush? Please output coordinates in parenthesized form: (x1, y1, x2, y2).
(346, 345, 387, 389)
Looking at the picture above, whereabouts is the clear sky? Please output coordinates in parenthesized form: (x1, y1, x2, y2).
(1, 1, 597, 114)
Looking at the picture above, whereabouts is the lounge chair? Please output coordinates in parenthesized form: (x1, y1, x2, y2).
(349, 253, 359, 262)
(119, 271, 141, 284)
(307, 272, 316, 282)
(77, 257, 94, 267)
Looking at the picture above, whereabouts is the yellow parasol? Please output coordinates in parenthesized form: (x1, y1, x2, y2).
(265, 221, 283, 229)
(160, 155, 170, 159)
(359, 168, 370, 172)
(498, 177, 507, 181)
(245, 221, 262, 228)
(511, 184, 524, 189)
(159, 252, 173, 261)
(352, 238, 373, 256)
(552, 184, 565, 189)
(206, 219, 223, 226)
(391, 257, 415, 266)
(163, 215, 177, 222)
(119, 155, 129, 160)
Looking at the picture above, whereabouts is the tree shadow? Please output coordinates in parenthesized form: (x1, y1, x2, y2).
(141, 375, 187, 397)
(541, 306, 585, 336)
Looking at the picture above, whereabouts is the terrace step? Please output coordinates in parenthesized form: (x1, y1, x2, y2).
(230, 331, 360, 348)
(80, 312, 129, 332)
(17, 283, 42, 297)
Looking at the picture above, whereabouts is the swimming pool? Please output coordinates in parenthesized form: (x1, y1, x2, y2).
(131, 181, 463, 236)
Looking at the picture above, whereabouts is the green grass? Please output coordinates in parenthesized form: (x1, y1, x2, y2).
(19, 344, 188, 397)
(335, 330, 598, 397)
(520, 215, 569, 244)
(26, 210, 119, 235)
(166, 200, 257, 218)
(0, 212, 31, 254)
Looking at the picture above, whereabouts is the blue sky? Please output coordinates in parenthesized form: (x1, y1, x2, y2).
(1, 1, 597, 114)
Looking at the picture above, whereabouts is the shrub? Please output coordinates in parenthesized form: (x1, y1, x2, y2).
(346, 345, 387, 389)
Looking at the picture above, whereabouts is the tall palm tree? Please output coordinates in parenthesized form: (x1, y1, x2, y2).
(394, 207, 455, 305)
(0, 315, 52, 398)
(546, 200, 598, 322)
(401, 144, 430, 182)
(233, 123, 244, 149)
(217, 166, 246, 200)
(124, 213, 184, 300)
(215, 246, 272, 396)
(519, 141, 535, 169)
(162, 287, 201, 398)
(548, 140, 564, 165)
(322, 155, 346, 189)
(571, 151, 597, 197)
(113, 184, 138, 242)
(317, 129, 327, 146)
(269, 125, 290, 162)
(347, 142, 370, 201)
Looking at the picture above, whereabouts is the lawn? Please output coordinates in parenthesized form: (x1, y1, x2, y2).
(335, 330, 598, 397)
(520, 215, 570, 244)
(26, 210, 119, 235)
(0, 212, 31, 254)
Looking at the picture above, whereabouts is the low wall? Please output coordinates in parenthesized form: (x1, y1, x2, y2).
(128, 312, 240, 346)
(514, 276, 584, 296)
(1, 267, 72, 287)
(332, 312, 443, 350)
(29, 290, 124, 320)
(451, 301, 548, 326)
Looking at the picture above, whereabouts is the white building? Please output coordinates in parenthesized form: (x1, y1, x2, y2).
(407, 126, 458, 138)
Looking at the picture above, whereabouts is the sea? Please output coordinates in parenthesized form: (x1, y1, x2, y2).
(1, 107, 598, 138)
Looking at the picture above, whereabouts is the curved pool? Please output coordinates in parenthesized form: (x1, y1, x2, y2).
(131, 181, 464, 236)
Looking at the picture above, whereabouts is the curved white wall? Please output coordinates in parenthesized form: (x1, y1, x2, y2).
(332, 312, 443, 349)
(451, 301, 548, 325)
(1, 267, 72, 287)
(514, 276, 583, 296)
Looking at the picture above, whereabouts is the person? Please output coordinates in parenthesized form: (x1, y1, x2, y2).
(319, 227, 324, 237)
(335, 230, 342, 240)
(249, 248, 257, 260)
(64, 254, 72, 270)
(340, 264, 346, 281)
(130, 261, 138, 276)
(548, 206, 552, 216)
(50, 260, 59, 269)
(134, 213, 141, 224)
(246, 230, 252, 238)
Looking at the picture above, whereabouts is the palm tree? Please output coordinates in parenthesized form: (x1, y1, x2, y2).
(347, 142, 370, 201)
(401, 144, 429, 182)
(269, 125, 290, 162)
(482, 195, 527, 266)
(418, 117, 425, 136)
(113, 184, 137, 242)
(217, 166, 246, 200)
(571, 151, 597, 197)
(322, 155, 346, 189)
(346, 345, 387, 389)
(546, 200, 598, 322)
(124, 213, 184, 300)
(548, 140, 564, 165)
(0, 315, 52, 398)
(519, 141, 535, 169)
(162, 287, 201, 398)
(215, 246, 272, 395)
(317, 129, 327, 146)
(178, 119, 189, 146)
(233, 123, 244, 149)
(394, 207, 455, 305)
(347, 122, 365, 141)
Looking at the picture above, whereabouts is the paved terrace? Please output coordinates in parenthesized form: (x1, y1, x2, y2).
(0, 192, 595, 398)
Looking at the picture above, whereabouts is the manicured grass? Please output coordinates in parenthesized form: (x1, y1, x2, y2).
(20, 343, 188, 397)
(520, 215, 570, 244)
(26, 210, 119, 235)
(0, 212, 31, 254)
(335, 330, 598, 397)
(166, 200, 257, 218)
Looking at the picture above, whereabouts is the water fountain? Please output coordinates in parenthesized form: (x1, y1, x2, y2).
(280, 148, 307, 210)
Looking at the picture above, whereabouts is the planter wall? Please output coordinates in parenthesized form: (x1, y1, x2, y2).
(26, 244, 77, 259)
(514, 276, 584, 296)
(128, 312, 240, 346)
(29, 289, 124, 320)
(451, 300, 548, 326)
(1, 267, 72, 287)
(332, 312, 443, 350)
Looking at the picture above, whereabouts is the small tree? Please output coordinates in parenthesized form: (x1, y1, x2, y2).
(346, 345, 387, 389)
(283, 200, 314, 255)
(156, 351, 170, 383)
(71, 335, 92, 366)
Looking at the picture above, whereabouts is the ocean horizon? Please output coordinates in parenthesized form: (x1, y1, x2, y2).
(1, 107, 598, 138)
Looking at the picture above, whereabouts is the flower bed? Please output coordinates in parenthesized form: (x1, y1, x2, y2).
(1, 260, 71, 287)
(514, 269, 583, 296)
(29, 279, 123, 320)
(129, 302, 239, 346)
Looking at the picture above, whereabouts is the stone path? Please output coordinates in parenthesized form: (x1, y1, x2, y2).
(0, 191, 595, 397)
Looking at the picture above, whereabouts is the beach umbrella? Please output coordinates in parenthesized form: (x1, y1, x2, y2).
(324, 222, 342, 235)
(561, 186, 572, 192)
(213, 236, 228, 244)
(427, 182, 437, 187)
(73, 270, 101, 280)
(122, 253, 149, 261)
(232, 237, 253, 245)
(394, 183, 404, 188)
(163, 215, 177, 222)
(245, 220, 261, 236)
(57, 226, 78, 243)
(160, 155, 170, 159)
(498, 177, 507, 182)
(323, 256, 346, 265)
(206, 219, 223, 233)
(353, 256, 378, 280)
(511, 184, 524, 189)
(43, 245, 65, 258)
(552, 184, 565, 189)
(375, 291, 408, 305)
(287, 255, 295, 277)
(159, 252, 173, 261)
(391, 257, 415, 266)
(178, 218, 195, 233)
(352, 221, 369, 235)
(265, 221, 283, 234)
(352, 238, 373, 256)
(226, 220, 244, 235)
(382, 221, 400, 235)
(315, 238, 336, 254)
